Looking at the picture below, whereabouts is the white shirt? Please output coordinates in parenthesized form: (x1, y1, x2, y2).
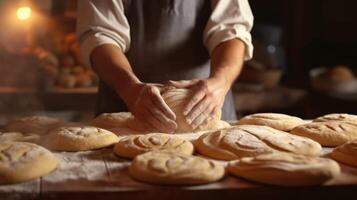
(77, 0, 254, 68)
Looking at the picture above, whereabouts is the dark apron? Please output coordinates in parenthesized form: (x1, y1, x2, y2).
(96, 0, 237, 120)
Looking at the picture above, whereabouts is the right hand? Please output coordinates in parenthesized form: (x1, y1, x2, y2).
(124, 83, 177, 133)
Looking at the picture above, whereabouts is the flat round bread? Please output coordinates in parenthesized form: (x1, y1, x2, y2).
(238, 113, 305, 131)
(91, 112, 133, 129)
(113, 133, 194, 158)
(5, 116, 63, 135)
(129, 151, 224, 185)
(290, 121, 357, 147)
(45, 126, 119, 151)
(194, 125, 321, 160)
(227, 152, 340, 186)
(0, 142, 58, 184)
(314, 113, 357, 124)
(0, 132, 40, 144)
(330, 140, 357, 167)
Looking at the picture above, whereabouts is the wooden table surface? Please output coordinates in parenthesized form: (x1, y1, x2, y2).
(1, 146, 357, 200)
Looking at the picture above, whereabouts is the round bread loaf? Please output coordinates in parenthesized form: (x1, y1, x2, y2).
(330, 140, 357, 167)
(290, 121, 357, 147)
(113, 133, 194, 158)
(0, 132, 40, 144)
(129, 151, 225, 185)
(5, 116, 63, 135)
(227, 152, 340, 186)
(194, 125, 321, 160)
(238, 113, 305, 131)
(313, 113, 357, 124)
(91, 112, 133, 129)
(0, 142, 58, 184)
(45, 126, 119, 151)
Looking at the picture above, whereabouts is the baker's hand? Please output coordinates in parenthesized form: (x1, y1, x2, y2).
(125, 83, 177, 133)
(168, 78, 229, 130)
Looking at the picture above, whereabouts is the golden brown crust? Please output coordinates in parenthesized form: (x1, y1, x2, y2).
(238, 113, 305, 131)
(0, 142, 58, 184)
(290, 121, 357, 147)
(227, 152, 340, 186)
(113, 133, 194, 158)
(330, 140, 357, 167)
(129, 151, 224, 185)
(194, 125, 321, 160)
(45, 126, 119, 151)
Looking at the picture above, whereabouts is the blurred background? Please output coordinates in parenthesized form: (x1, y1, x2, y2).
(0, 0, 356, 124)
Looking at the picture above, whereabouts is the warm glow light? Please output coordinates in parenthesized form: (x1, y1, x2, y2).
(17, 7, 32, 21)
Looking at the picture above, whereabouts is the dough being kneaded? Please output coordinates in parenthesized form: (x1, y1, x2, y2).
(313, 113, 357, 124)
(227, 152, 340, 186)
(330, 140, 357, 167)
(290, 121, 357, 147)
(129, 151, 225, 185)
(238, 113, 305, 131)
(44, 126, 119, 151)
(128, 88, 223, 133)
(113, 133, 194, 158)
(194, 125, 321, 160)
(5, 116, 63, 135)
(0, 142, 58, 184)
(91, 112, 133, 129)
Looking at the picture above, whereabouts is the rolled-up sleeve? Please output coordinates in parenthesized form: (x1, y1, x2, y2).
(204, 0, 254, 60)
(76, 0, 130, 67)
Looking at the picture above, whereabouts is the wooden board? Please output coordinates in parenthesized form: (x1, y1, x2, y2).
(1, 147, 357, 200)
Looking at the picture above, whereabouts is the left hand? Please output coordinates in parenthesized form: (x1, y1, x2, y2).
(168, 78, 230, 130)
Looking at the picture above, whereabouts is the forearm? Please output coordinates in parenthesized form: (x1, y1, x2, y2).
(208, 39, 246, 91)
(90, 44, 142, 105)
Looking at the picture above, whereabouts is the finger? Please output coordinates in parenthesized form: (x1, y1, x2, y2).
(147, 109, 175, 133)
(147, 102, 177, 131)
(190, 103, 215, 129)
(183, 90, 206, 116)
(186, 97, 210, 125)
(151, 88, 176, 120)
(168, 79, 199, 88)
(197, 107, 217, 130)
(134, 110, 156, 132)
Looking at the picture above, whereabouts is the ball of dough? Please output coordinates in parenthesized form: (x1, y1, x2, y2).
(238, 113, 305, 131)
(91, 112, 133, 130)
(330, 140, 357, 167)
(194, 125, 322, 161)
(290, 121, 357, 147)
(227, 152, 340, 186)
(313, 113, 357, 124)
(5, 116, 63, 135)
(161, 88, 222, 132)
(128, 88, 222, 133)
(44, 126, 119, 151)
(113, 133, 194, 158)
(0, 142, 58, 184)
(129, 151, 225, 185)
